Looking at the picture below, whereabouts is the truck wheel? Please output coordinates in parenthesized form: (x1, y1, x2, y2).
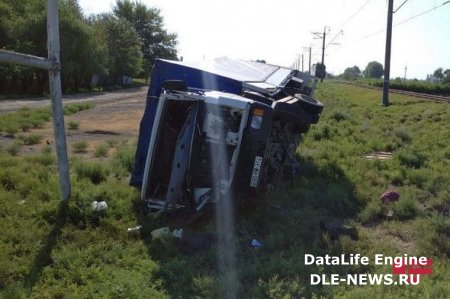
(294, 94, 324, 115)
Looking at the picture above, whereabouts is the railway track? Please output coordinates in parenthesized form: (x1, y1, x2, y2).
(334, 80, 450, 103)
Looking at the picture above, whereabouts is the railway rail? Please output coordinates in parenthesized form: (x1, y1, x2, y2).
(334, 80, 450, 103)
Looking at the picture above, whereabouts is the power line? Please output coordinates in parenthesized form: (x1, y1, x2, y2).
(359, 1, 450, 41)
(323, 1, 371, 51)
(326, 30, 343, 49)
(340, 0, 372, 27)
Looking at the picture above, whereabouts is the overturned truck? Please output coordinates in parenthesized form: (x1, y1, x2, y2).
(131, 57, 324, 213)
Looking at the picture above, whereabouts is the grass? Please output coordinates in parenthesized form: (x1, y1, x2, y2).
(357, 78, 450, 96)
(18, 133, 43, 145)
(94, 143, 109, 158)
(72, 141, 88, 153)
(0, 103, 94, 136)
(0, 82, 449, 297)
(67, 120, 80, 130)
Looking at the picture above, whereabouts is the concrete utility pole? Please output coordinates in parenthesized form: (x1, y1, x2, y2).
(309, 46, 312, 74)
(301, 54, 304, 72)
(303, 46, 312, 74)
(321, 27, 326, 68)
(382, 0, 394, 106)
(404, 66, 407, 82)
(0, 0, 71, 201)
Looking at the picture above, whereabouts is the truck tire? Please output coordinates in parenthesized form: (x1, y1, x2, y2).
(294, 94, 324, 115)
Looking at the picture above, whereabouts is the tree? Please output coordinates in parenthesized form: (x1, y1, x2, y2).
(0, 0, 111, 93)
(92, 15, 143, 84)
(433, 68, 444, 81)
(443, 69, 450, 84)
(341, 66, 361, 80)
(113, 0, 178, 78)
(363, 61, 384, 78)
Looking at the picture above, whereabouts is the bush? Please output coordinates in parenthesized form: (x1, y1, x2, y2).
(68, 121, 80, 130)
(396, 149, 427, 168)
(64, 103, 94, 115)
(18, 133, 43, 145)
(94, 143, 109, 158)
(331, 110, 350, 122)
(111, 143, 136, 177)
(392, 127, 412, 143)
(74, 161, 111, 184)
(72, 141, 88, 153)
(6, 142, 22, 156)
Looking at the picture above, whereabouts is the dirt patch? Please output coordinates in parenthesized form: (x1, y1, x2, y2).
(1, 91, 147, 158)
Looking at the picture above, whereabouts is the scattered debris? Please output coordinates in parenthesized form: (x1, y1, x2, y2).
(251, 239, 263, 249)
(172, 228, 183, 239)
(127, 225, 142, 233)
(380, 190, 400, 218)
(91, 200, 107, 211)
(363, 151, 392, 160)
(379, 191, 400, 203)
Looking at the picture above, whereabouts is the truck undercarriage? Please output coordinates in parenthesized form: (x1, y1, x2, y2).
(135, 58, 324, 214)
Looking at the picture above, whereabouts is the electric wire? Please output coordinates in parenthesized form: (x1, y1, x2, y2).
(359, 1, 450, 41)
(340, 0, 373, 27)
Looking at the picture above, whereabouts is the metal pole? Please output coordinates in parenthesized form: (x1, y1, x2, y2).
(382, 0, 394, 106)
(0, 50, 51, 70)
(47, 0, 71, 200)
(321, 28, 326, 82)
(321, 28, 326, 66)
(301, 54, 304, 72)
(309, 47, 312, 75)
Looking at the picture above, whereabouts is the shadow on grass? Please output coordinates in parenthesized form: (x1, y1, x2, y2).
(24, 201, 68, 294)
(133, 157, 364, 298)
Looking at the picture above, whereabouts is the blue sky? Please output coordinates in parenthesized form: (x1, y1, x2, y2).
(79, 0, 450, 79)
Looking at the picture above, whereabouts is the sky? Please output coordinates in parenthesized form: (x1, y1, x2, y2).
(78, 0, 450, 79)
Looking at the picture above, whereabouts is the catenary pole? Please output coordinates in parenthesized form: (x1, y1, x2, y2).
(382, 0, 394, 106)
(47, 0, 71, 200)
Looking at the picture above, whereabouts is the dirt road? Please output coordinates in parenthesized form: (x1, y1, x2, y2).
(0, 87, 148, 157)
(0, 86, 148, 113)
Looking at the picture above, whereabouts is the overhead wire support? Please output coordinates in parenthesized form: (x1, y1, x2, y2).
(393, 0, 409, 13)
(359, 0, 450, 41)
(382, 0, 394, 106)
(326, 30, 343, 49)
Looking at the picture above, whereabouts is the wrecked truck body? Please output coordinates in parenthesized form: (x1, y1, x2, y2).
(131, 57, 324, 213)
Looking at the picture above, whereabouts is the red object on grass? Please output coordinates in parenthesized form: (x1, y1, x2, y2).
(379, 191, 400, 203)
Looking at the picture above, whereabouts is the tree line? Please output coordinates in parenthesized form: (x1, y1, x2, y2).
(339, 61, 384, 80)
(338, 61, 450, 84)
(0, 0, 177, 95)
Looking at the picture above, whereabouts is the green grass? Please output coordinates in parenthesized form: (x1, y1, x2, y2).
(0, 83, 449, 298)
(18, 133, 43, 145)
(67, 120, 80, 130)
(72, 141, 88, 153)
(357, 78, 450, 96)
(0, 103, 94, 136)
(94, 143, 109, 158)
